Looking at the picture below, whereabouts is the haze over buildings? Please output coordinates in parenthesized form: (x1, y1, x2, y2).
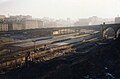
(0, 0, 120, 31)
(0, 0, 120, 19)
(0, 14, 119, 32)
(0, 15, 44, 31)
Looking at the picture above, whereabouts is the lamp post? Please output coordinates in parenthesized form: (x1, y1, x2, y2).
(101, 22, 105, 38)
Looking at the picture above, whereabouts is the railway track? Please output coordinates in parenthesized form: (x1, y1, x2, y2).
(0, 33, 89, 60)
(0, 33, 79, 46)
(0, 32, 100, 73)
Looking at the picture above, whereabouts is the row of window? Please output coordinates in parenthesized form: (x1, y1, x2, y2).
(0, 25, 8, 31)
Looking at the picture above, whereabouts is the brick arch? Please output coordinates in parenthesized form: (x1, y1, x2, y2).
(116, 29, 120, 38)
(103, 27, 115, 39)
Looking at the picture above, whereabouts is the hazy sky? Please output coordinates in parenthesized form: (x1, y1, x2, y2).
(0, 0, 120, 19)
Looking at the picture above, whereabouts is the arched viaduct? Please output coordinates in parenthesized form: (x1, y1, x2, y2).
(52, 23, 120, 39)
(1, 23, 120, 39)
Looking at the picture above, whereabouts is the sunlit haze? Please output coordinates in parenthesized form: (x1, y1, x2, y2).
(0, 0, 120, 19)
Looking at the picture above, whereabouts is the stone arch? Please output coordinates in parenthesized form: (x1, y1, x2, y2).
(103, 27, 115, 39)
(116, 29, 120, 38)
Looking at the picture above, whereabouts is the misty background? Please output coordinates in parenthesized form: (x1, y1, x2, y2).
(0, 0, 120, 19)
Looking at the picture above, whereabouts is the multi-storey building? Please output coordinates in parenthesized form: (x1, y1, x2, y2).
(115, 17, 120, 23)
(0, 15, 44, 30)
(8, 22, 24, 30)
(0, 23, 8, 31)
(38, 20, 44, 28)
(0, 15, 6, 19)
(23, 19, 38, 29)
